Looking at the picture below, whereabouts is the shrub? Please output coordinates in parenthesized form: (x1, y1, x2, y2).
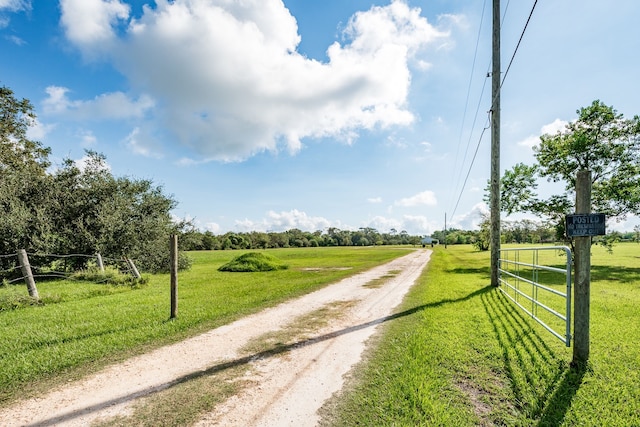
(218, 252, 288, 272)
(71, 266, 148, 287)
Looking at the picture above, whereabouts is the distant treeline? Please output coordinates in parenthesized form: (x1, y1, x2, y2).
(178, 227, 424, 250)
(179, 218, 640, 252)
(176, 219, 560, 251)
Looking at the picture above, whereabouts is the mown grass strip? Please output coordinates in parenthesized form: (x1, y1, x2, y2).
(323, 243, 640, 426)
(0, 247, 412, 407)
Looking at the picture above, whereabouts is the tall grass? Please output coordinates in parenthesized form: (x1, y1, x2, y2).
(0, 246, 411, 406)
(324, 243, 640, 426)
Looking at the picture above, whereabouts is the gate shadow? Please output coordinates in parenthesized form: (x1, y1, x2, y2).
(481, 288, 587, 425)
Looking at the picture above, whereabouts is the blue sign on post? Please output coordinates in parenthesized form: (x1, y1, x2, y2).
(565, 213, 606, 237)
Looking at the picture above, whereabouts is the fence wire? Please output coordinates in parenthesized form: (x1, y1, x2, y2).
(1, 252, 139, 285)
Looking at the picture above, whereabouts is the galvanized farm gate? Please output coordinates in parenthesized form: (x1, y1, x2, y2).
(498, 246, 572, 347)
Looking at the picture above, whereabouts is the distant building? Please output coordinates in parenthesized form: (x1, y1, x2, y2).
(421, 236, 439, 247)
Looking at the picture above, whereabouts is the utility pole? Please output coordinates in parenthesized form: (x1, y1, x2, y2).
(490, 0, 501, 287)
(444, 212, 448, 248)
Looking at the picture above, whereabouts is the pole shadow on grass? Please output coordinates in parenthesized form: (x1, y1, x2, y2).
(591, 265, 640, 284)
(482, 288, 587, 425)
(27, 287, 490, 427)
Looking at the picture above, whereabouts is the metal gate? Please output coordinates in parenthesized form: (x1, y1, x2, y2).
(498, 246, 572, 347)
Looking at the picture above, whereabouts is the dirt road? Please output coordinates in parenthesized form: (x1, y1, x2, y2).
(1, 249, 431, 426)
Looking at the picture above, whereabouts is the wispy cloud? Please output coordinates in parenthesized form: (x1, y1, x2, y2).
(0, 0, 31, 28)
(43, 86, 155, 120)
(0, 0, 31, 12)
(5, 34, 25, 45)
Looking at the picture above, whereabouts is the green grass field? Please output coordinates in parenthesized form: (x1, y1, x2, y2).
(0, 246, 412, 406)
(2, 243, 639, 426)
(324, 243, 640, 426)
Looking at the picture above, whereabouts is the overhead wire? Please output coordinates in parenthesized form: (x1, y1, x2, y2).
(451, 115, 491, 219)
(449, 0, 488, 209)
(501, 0, 537, 88)
(448, 0, 539, 222)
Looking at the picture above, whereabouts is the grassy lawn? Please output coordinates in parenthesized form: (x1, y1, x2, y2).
(324, 243, 640, 426)
(0, 246, 412, 406)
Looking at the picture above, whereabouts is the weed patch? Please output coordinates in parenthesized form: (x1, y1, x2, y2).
(0, 288, 42, 311)
(362, 270, 401, 288)
(241, 300, 357, 356)
(71, 266, 149, 287)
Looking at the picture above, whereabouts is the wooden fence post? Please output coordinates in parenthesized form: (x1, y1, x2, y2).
(126, 258, 141, 279)
(96, 253, 105, 272)
(17, 249, 39, 299)
(573, 169, 591, 366)
(170, 234, 178, 319)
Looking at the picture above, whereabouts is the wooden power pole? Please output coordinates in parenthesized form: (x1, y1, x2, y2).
(444, 212, 448, 249)
(490, 0, 501, 287)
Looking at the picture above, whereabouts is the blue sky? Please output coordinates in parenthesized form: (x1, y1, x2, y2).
(2, 0, 639, 235)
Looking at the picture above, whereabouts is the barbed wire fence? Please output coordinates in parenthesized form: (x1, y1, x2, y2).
(0, 253, 21, 284)
(1, 251, 142, 298)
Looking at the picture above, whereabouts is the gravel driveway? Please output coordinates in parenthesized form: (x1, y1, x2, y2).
(1, 249, 432, 426)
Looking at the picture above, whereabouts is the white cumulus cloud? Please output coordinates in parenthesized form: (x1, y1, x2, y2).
(451, 202, 488, 230)
(26, 117, 55, 140)
(395, 190, 438, 207)
(58, 0, 451, 162)
(59, 0, 129, 53)
(363, 214, 437, 235)
(518, 119, 568, 149)
(124, 127, 163, 158)
(235, 209, 332, 232)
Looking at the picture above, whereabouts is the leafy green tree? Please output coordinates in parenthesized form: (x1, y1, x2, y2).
(1, 86, 189, 273)
(47, 151, 188, 271)
(473, 217, 490, 251)
(500, 100, 640, 243)
(0, 86, 53, 262)
(0, 86, 50, 172)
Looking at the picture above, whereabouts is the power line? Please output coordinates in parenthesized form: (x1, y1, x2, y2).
(448, 0, 538, 224)
(450, 115, 491, 219)
(450, 0, 488, 210)
(501, 0, 538, 88)
(486, 0, 539, 110)
(448, 0, 513, 219)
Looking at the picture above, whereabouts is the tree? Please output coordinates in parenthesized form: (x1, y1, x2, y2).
(0, 86, 51, 172)
(1, 85, 189, 273)
(0, 86, 53, 261)
(500, 100, 640, 244)
(46, 151, 189, 271)
(473, 217, 490, 251)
